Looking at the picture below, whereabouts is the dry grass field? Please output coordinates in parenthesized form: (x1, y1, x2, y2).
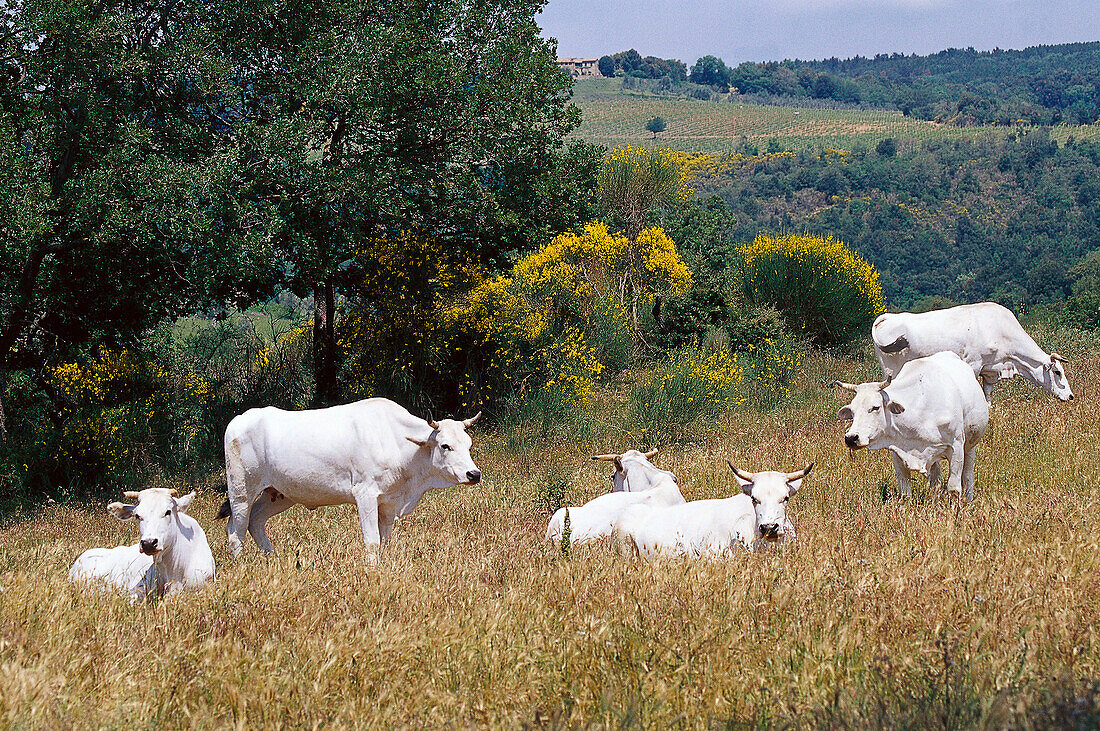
(2, 345, 1099, 727)
(569, 78, 1100, 153)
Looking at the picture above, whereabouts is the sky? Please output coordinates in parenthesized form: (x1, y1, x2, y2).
(538, 0, 1100, 65)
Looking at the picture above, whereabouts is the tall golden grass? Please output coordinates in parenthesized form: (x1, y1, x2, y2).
(1, 348, 1098, 727)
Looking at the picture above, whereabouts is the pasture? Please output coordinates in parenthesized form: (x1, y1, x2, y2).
(1, 345, 1098, 727)
(570, 78, 1100, 153)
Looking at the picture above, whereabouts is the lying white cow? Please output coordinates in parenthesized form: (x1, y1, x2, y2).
(836, 351, 989, 500)
(873, 302, 1073, 400)
(545, 449, 685, 545)
(217, 398, 482, 561)
(612, 462, 812, 559)
(70, 488, 214, 600)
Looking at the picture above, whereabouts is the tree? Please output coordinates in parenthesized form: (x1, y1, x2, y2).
(0, 0, 273, 438)
(598, 55, 615, 77)
(199, 0, 584, 405)
(689, 56, 729, 87)
(645, 117, 667, 139)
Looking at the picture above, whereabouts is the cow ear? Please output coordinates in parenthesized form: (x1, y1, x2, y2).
(107, 502, 136, 520)
(787, 477, 804, 493)
(174, 492, 196, 513)
(838, 406, 854, 421)
(888, 401, 905, 414)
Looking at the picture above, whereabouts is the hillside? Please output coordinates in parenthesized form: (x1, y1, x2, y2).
(569, 78, 1100, 154)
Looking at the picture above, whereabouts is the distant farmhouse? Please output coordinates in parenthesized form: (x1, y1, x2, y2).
(556, 57, 600, 78)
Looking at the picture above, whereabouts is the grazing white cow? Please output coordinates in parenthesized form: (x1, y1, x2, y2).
(217, 398, 482, 561)
(612, 462, 812, 559)
(545, 449, 685, 545)
(69, 488, 214, 600)
(872, 302, 1073, 400)
(836, 351, 990, 500)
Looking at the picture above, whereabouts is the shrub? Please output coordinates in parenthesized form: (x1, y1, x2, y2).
(628, 346, 745, 440)
(735, 232, 884, 345)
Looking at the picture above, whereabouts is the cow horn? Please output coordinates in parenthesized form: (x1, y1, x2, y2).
(831, 380, 858, 392)
(786, 462, 814, 481)
(727, 460, 755, 482)
(876, 376, 892, 390)
(426, 410, 439, 430)
(1051, 352, 1068, 364)
(169, 489, 179, 497)
(462, 411, 482, 428)
(643, 448, 658, 459)
(122, 491, 140, 500)
(591, 453, 620, 461)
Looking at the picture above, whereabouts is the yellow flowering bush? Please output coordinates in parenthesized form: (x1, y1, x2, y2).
(737, 232, 885, 344)
(628, 346, 746, 439)
(442, 221, 693, 411)
(598, 146, 700, 236)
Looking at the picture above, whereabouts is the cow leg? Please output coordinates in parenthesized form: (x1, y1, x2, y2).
(352, 484, 383, 564)
(247, 488, 296, 555)
(377, 506, 397, 547)
(945, 443, 965, 498)
(927, 460, 943, 491)
(890, 453, 913, 497)
(224, 441, 254, 557)
(962, 445, 978, 502)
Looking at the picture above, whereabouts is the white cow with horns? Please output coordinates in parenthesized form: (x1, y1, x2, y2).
(612, 462, 812, 559)
(69, 488, 215, 600)
(217, 398, 482, 561)
(545, 449, 685, 545)
(836, 351, 989, 500)
(872, 302, 1073, 401)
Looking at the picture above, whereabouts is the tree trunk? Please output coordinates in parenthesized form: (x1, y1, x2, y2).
(0, 374, 6, 441)
(312, 275, 337, 406)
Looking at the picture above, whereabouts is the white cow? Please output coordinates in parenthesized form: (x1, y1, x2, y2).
(545, 449, 685, 545)
(217, 398, 482, 561)
(70, 488, 214, 600)
(612, 462, 811, 559)
(872, 302, 1073, 400)
(836, 351, 990, 500)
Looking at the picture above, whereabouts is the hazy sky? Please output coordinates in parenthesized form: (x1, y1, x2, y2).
(538, 0, 1100, 64)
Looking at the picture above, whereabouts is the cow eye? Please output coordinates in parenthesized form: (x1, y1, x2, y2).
(869, 405, 880, 412)
(751, 497, 760, 505)
(164, 510, 172, 517)
(440, 444, 452, 452)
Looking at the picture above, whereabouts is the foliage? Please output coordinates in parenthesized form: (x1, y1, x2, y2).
(645, 117, 667, 138)
(606, 49, 687, 82)
(689, 55, 731, 88)
(598, 55, 615, 78)
(1061, 251, 1100, 330)
(628, 346, 745, 440)
(597, 146, 699, 237)
(439, 221, 693, 411)
(736, 233, 885, 345)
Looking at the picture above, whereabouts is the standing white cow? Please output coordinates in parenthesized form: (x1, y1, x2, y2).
(836, 351, 990, 500)
(872, 302, 1073, 400)
(612, 462, 812, 559)
(217, 398, 482, 561)
(545, 449, 685, 545)
(70, 488, 215, 600)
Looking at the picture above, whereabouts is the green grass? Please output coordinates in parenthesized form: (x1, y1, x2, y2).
(570, 78, 1100, 153)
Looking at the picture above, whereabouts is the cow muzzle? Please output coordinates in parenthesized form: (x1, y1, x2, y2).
(844, 434, 864, 450)
(139, 538, 161, 555)
(759, 523, 781, 540)
(464, 469, 482, 485)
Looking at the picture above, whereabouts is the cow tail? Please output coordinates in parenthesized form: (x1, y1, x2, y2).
(878, 335, 910, 354)
(214, 499, 232, 521)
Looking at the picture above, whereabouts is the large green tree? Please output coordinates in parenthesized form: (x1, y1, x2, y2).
(0, 0, 276, 437)
(206, 0, 584, 404)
